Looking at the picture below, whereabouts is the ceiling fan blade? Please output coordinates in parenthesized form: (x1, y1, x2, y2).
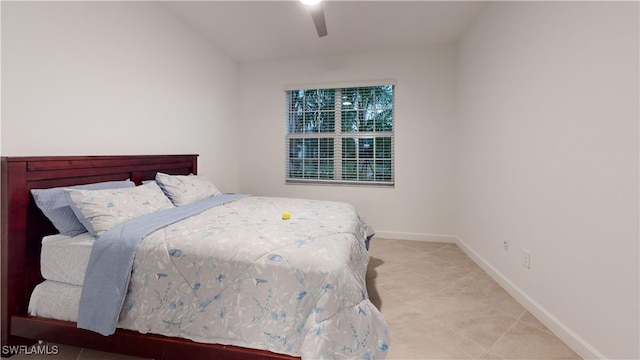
(310, 4, 327, 37)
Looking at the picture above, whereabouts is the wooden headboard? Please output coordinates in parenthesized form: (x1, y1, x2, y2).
(1, 155, 197, 350)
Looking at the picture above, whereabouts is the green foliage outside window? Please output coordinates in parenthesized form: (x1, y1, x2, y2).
(286, 84, 394, 184)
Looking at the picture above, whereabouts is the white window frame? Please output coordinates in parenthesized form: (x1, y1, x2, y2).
(284, 80, 396, 186)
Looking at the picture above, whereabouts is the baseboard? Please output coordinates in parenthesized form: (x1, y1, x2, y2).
(373, 231, 457, 243)
(454, 236, 605, 360)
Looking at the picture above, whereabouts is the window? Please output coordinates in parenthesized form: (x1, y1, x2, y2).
(285, 82, 394, 185)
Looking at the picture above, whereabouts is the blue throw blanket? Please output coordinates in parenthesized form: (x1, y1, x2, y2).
(77, 193, 248, 335)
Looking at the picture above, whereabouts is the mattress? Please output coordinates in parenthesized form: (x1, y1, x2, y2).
(29, 280, 81, 322)
(40, 233, 94, 286)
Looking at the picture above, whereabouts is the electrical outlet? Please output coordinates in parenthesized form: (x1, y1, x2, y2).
(522, 250, 531, 269)
(503, 239, 509, 252)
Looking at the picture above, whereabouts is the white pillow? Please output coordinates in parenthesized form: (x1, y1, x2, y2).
(66, 182, 174, 237)
(155, 172, 222, 206)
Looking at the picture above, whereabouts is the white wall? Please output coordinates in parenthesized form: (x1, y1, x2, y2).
(1, 1, 240, 192)
(238, 47, 458, 239)
(456, 2, 639, 359)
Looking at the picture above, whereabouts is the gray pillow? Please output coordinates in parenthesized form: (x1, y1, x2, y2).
(31, 180, 136, 236)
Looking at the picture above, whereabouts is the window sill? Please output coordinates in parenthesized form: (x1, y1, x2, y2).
(285, 179, 394, 187)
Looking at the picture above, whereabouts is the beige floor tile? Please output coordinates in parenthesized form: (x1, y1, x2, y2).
(434, 269, 526, 319)
(417, 291, 496, 320)
(369, 238, 449, 264)
(378, 271, 456, 306)
(368, 239, 579, 359)
(486, 321, 581, 359)
(387, 312, 487, 359)
(371, 238, 450, 254)
(433, 306, 518, 349)
(373, 291, 419, 321)
(404, 251, 477, 279)
(373, 259, 476, 306)
(367, 256, 404, 282)
(427, 244, 480, 269)
(519, 310, 551, 333)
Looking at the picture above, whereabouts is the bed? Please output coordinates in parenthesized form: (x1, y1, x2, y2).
(1, 155, 388, 359)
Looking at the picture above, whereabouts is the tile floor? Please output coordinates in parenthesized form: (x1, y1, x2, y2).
(367, 239, 581, 360)
(10, 239, 581, 359)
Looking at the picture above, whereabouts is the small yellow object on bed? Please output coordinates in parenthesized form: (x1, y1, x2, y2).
(281, 211, 291, 220)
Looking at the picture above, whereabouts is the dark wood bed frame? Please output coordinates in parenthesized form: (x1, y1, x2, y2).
(1, 155, 296, 359)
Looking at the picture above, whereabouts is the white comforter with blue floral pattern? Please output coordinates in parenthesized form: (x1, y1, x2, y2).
(115, 196, 388, 359)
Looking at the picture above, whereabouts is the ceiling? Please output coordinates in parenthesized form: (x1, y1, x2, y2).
(162, 1, 488, 64)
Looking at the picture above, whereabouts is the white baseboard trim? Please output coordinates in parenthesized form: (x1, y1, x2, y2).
(454, 236, 605, 360)
(373, 231, 457, 243)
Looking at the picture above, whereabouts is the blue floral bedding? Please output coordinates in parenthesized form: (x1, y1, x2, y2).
(104, 196, 388, 359)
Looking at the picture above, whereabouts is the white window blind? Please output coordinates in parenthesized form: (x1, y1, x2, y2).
(285, 83, 394, 185)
